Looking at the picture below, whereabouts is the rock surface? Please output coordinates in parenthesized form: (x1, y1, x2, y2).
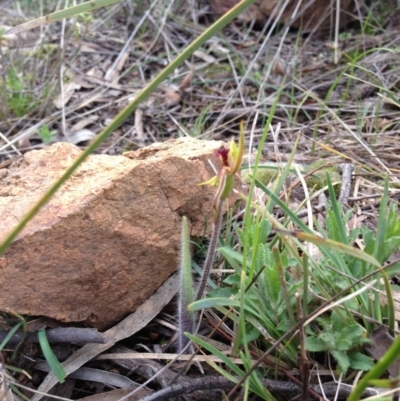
(0, 138, 232, 329)
(211, 0, 363, 31)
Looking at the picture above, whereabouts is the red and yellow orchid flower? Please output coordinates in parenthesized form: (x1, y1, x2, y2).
(199, 121, 244, 219)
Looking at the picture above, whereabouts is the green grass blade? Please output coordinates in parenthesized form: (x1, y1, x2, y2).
(178, 216, 195, 351)
(0, 322, 22, 351)
(374, 177, 389, 264)
(348, 333, 400, 401)
(186, 334, 271, 400)
(326, 173, 348, 245)
(0, 0, 259, 257)
(255, 180, 313, 233)
(37, 330, 66, 383)
(5, 0, 123, 35)
(288, 231, 381, 268)
(186, 333, 244, 376)
(9, 384, 31, 401)
(373, 177, 388, 323)
(189, 297, 258, 316)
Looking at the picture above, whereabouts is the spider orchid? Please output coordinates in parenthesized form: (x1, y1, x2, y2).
(200, 121, 244, 221)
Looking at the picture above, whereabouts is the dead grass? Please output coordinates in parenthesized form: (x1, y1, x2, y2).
(1, 1, 400, 175)
(0, 4, 397, 150)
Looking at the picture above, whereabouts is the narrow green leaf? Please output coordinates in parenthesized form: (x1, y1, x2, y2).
(348, 332, 400, 401)
(0, 322, 22, 351)
(178, 216, 195, 351)
(0, 0, 260, 257)
(331, 350, 350, 374)
(38, 330, 66, 383)
(348, 352, 374, 371)
(5, 0, 123, 34)
(186, 333, 244, 376)
(326, 173, 348, 244)
(188, 297, 259, 317)
(305, 337, 328, 352)
(374, 176, 389, 264)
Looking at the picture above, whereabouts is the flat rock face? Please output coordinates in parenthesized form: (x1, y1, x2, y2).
(0, 138, 229, 329)
(211, 0, 363, 30)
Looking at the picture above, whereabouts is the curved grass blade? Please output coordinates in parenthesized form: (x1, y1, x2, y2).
(0, 0, 259, 258)
(37, 330, 66, 384)
(0, 322, 22, 352)
(348, 333, 400, 401)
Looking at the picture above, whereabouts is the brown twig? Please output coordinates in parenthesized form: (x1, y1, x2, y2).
(138, 375, 382, 401)
(0, 328, 106, 345)
(195, 200, 224, 301)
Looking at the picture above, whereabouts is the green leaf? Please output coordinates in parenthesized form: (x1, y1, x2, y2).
(340, 325, 364, 347)
(362, 226, 375, 256)
(242, 325, 261, 344)
(186, 333, 244, 376)
(224, 273, 241, 286)
(386, 203, 400, 237)
(38, 330, 66, 383)
(207, 287, 236, 298)
(0, 322, 22, 351)
(348, 352, 374, 371)
(374, 177, 389, 264)
(326, 173, 348, 245)
(186, 333, 272, 400)
(219, 247, 245, 273)
(382, 236, 400, 264)
(331, 350, 350, 374)
(305, 337, 328, 352)
(326, 209, 341, 242)
(259, 247, 280, 304)
(188, 297, 259, 316)
(258, 219, 272, 245)
(254, 243, 265, 273)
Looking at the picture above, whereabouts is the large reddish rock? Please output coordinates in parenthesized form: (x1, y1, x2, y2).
(0, 139, 232, 329)
(211, 0, 363, 31)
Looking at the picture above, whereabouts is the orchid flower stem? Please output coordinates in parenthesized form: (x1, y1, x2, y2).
(178, 216, 195, 353)
(195, 200, 224, 301)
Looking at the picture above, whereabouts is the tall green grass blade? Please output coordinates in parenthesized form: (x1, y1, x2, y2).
(288, 231, 381, 268)
(348, 333, 400, 401)
(272, 246, 295, 326)
(326, 173, 348, 245)
(374, 177, 389, 265)
(37, 330, 66, 383)
(0, 0, 259, 257)
(254, 181, 312, 233)
(372, 177, 389, 323)
(178, 216, 195, 351)
(302, 254, 309, 318)
(265, 136, 300, 214)
(5, 0, 123, 34)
